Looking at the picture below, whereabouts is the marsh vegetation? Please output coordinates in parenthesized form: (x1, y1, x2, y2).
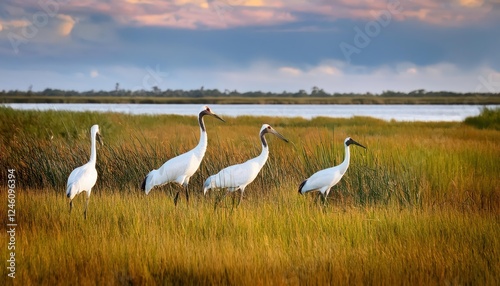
(0, 107, 498, 284)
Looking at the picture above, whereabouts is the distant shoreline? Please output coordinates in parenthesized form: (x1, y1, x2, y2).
(1, 95, 499, 105)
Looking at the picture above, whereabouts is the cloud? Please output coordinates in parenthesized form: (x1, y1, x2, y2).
(1, 0, 497, 32)
(0, 12, 75, 53)
(119, 3, 295, 29)
(0, 0, 498, 94)
(164, 60, 497, 93)
(311, 65, 342, 76)
(278, 63, 344, 78)
(56, 15, 76, 37)
(54, 0, 294, 29)
(1, 60, 498, 93)
(459, 0, 484, 7)
(293, 0, 498, 26)
(279, 66, 302, 76)
(0, 19, 31, 30)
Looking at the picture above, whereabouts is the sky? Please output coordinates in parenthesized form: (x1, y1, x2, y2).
(1, 0, 500, 93)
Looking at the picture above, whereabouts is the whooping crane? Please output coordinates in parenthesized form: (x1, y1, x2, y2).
(203, 124, 289, 207)
(66, 124, 103, 219)
(141, 106, 225, 206)
(298, 137, 366, 204)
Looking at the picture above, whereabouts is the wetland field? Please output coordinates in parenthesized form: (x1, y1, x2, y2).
(0, 107, 499, 285)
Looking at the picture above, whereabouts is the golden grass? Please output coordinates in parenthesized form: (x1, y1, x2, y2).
(1, 107, 499, 284)
(1, 190, 498, 285)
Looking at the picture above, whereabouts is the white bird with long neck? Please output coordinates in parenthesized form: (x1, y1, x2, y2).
(298, 137, 366, 203)
(141, 106, 224, 205)
(66, 124, 103, 219)
(203, 124, 289, 207)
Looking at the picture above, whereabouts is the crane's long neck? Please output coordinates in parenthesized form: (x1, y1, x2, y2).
(89, 131, 97, 165)
(255, 132, 270, 167)
(338, 144, 350, 175)
(194, 114, 208, 156)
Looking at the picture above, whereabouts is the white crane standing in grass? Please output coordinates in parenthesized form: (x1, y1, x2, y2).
(66, 124, 103, 219)
(298, 137, 366, 204)
(141, 106, 225, 206)
(203, 124, 289, 208)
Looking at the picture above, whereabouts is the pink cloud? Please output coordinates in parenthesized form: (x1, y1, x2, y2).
(288, 0, 496, 26)
(1, 0, 497, 31)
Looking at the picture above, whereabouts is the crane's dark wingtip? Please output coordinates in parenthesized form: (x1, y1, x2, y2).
(298, 180, 307, 195)
(140, 175, 147, 192)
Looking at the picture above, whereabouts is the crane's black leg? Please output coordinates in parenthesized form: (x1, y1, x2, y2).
(69, 200, 73, 214)
(84, 196, 90, 220)
(320, 194, 329, 207)
(237, 190, 244, 207)
(185, 186, 190, 205)
(174, 191, 180, 206)
(230, 192, 238, 209)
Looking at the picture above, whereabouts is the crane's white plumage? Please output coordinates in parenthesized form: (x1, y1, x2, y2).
(203, 124, 288, 206)
(66, 124, 103, 219)
(298, 137, 366, 202)
(141, 105, 224, 205)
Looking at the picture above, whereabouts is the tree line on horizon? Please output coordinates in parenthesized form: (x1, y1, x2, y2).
(1, 87, 498, 98)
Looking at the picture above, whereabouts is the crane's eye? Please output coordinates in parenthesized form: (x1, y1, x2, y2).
(267, 126, 271, 129)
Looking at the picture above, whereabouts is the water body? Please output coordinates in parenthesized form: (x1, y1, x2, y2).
(3, 103, 496, 122)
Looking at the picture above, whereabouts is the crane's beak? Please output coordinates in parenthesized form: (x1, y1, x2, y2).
(210, 113, 225, 123)
(270, 129, 289, 143)
(96, 132, 104, 147)
(350, 139, 366, 149)
(203, 109, 225, 123)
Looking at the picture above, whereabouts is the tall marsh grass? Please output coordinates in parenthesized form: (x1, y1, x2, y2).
(1, 191, 499, 285)
(1, 106, 499, 284)
(464, 107, 500, 130)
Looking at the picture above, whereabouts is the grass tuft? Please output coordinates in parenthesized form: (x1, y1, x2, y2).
(464, 107, 500, 130)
